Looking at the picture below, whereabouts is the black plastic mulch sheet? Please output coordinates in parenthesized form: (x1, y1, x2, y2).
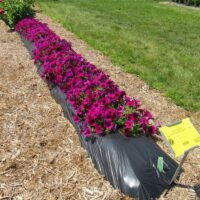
(20, 35, 179, 200)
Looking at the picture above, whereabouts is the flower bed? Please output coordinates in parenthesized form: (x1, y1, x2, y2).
(16, 18, 179, 200)
(16, 18, 159, 138)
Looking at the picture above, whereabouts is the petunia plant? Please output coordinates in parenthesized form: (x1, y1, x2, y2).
(16, 18, 160, 138)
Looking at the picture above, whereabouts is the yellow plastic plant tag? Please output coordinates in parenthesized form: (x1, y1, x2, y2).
(159, 118, 200, 157)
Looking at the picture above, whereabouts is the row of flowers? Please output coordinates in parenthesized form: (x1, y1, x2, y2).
(16, 18, 159, 137)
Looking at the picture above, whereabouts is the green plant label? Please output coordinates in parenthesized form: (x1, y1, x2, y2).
(157, 157, 164, 173)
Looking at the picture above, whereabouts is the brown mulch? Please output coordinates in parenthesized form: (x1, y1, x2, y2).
(0, 11, 199, 200)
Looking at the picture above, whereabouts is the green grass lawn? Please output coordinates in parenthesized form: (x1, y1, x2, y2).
(37, 0, 200, 112)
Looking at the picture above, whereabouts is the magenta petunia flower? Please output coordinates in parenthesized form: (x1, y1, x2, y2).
(95, 125, 103, 135)
(116, 106, 124, 117)
(73, 116, 80, 123)
(104, 119, 114, 130)
(144, 111, 153, 119)
(125, 119, 134, 129)
(0, 8, 4, 15)
(84, 128, 92, 137)
(127, 114, 135, 121)
(149, 125, 157, 134)
(139, 117, 148, 127)
(104, 108, 115, 119)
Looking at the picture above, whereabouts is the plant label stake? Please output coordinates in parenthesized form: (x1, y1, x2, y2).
(159, 118, 200, 184)
(157, 157, 164, 173)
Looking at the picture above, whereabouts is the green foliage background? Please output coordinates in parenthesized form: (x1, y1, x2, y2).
(0, 0, 35, 28)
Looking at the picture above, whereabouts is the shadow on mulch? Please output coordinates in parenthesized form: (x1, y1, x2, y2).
(7, 28, 15, 33)
(194, 184, 200, 198)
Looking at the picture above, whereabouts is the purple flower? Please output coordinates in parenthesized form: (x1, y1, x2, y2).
(84, 128, 92, 137)
(144, 111, 153, 119)
(73, 116, 80, 123)
(125, 119, 134, 129)
(95, 125, 103, 135)
(127, 114, 134, 121)
(104, 119, 114, 130)
(116, 106, 124, 117)
(104, 108, 115, 119)
(149, 125, 157, 135)
(139, 117, 148, 127)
